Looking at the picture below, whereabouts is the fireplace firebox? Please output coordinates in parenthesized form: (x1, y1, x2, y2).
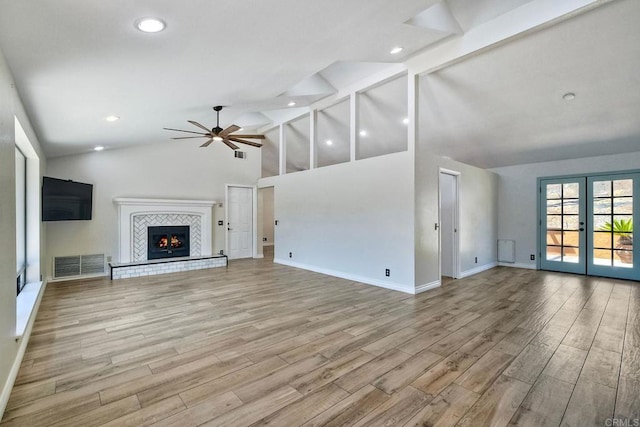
(147, 226, 190, 260)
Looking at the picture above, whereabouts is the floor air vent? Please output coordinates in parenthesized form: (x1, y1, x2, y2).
(54, 254, 106, 279)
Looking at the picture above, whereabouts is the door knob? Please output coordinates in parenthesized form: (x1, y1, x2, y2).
(579, 228, 584, 231)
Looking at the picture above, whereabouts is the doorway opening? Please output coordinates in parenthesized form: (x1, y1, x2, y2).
(258, 186, 275, 261)
(439, 169, 460, 282)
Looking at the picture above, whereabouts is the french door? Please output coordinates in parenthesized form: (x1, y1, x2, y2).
(540, 172, 639, 280)
(540, 178, 586, 274)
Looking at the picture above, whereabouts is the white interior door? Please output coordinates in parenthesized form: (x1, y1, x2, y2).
(227, 186, 253, 259)
(439, 170, 459, 279)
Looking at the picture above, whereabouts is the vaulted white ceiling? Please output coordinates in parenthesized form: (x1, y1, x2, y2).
(418, 0, 640, 168)
(0, 0, 637, 167)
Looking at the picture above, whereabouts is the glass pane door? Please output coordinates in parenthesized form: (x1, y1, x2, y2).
(540, 178, 586, 274)
(587, 174, 639, 280)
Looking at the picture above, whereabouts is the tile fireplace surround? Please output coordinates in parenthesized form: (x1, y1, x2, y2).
(112, 197, 224, 278)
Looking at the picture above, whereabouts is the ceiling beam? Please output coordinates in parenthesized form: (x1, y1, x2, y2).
(407, 0, 611, 75)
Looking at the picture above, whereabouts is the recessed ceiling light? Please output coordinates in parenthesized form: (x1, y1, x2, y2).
(288, 101, 297, 107)
(402, 117, 409, 125)
(135, 18, 166, 33)
(359, 130, 367, 137)
(94, 146, 104, 151)
(390, 47, 404, 54)
(326, 140, 333, 146)
(105, 115, 120, 122)
(563, 92, 576, 101)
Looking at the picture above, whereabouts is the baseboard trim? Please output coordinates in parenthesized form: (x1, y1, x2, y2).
(498, 262, 537, 270)
(460, 262, 498, 278)
(274, 258, 414, 294)
(415, 280, 441, 294)
(47, 272, 109, 283)
(1, 279, 48, 419)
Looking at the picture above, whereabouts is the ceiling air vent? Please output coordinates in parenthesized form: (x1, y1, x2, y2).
(234, 151, 247, 159)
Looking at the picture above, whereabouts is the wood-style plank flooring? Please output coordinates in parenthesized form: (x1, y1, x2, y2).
(2, 249, 639, 426)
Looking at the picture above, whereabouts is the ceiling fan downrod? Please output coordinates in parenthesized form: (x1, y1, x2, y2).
(213, 106, 223, 134)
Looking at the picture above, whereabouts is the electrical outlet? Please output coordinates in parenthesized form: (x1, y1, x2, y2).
(219, 250, 224, 255)
(289, 252, 292, 258)
(530, 254, 535, 260)
(263, 237, 267, 242)
(475, 257, 478, 263)
(385, 269, 390, 277)
(106, 255, 112, 262)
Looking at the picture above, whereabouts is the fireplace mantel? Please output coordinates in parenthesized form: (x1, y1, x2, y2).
(114, 197, 216, 263)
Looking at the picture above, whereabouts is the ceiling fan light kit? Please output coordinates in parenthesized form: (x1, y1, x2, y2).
(164, 106, 265, 151)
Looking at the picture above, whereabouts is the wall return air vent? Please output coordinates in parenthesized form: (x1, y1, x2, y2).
(497, 239, 516, 263)
(53, 254, 106, 279)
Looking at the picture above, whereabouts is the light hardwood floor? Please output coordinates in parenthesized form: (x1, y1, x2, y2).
(2, 252, 639, 426)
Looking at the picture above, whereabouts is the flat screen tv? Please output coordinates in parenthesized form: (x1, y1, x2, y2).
(42, 177, 93, 221)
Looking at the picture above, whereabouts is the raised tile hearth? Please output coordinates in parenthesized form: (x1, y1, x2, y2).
(109, 255, 227, 280)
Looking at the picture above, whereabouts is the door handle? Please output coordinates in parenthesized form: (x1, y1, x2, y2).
(228, 227, 233, 231)
(579, 228, 584, 231)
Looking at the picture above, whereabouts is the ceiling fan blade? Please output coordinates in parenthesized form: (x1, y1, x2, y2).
(231, 134, 266, 139)
(164, 127, 209, 135)
(219, 124, 241, 137)
(228, 137, 263, 148)
(188, 120, 212, 133)
(172, 136, 208, 140)
(200, 139, 214, 147)
(222, 139, 240, 150)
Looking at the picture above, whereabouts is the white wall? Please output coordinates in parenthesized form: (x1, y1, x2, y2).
(0, 47, 17, 420)
(415, 152, 499, 287)
(491, 151, 640, 268)
(45, 141, 261, 276)
(260, 151, 416, 293)
(0, 48, 47, 417)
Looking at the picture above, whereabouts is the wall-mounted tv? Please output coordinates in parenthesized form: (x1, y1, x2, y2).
(42, 177, 93, 221)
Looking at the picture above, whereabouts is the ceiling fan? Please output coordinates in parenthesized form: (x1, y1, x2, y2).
(164, 106, 265, 150)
